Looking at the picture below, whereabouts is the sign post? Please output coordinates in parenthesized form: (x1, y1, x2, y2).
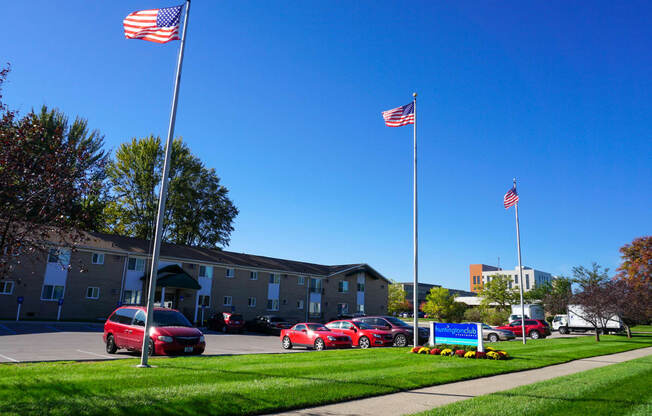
(16, 296, 24, 321)
(429, 322, 484, 353)
(57, 298, 64, 321)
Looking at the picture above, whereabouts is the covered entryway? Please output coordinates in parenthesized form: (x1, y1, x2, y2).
(141, 265, 202, 318)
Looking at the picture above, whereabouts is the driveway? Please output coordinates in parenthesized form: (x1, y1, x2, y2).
(0, 321, 302, 363)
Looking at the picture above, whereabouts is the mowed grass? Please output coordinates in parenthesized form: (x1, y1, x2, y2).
(413, 354, 652, 416)
(0, 335, 651, 416)
(631, 324, 652, 332)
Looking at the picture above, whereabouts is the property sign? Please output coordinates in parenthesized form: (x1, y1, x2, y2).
(429, 322, 484, 352)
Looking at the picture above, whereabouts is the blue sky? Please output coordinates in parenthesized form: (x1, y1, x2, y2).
(2, 1, 650, 290)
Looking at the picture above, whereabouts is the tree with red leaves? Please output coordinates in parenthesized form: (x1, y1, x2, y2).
(617, 236, 652, 286)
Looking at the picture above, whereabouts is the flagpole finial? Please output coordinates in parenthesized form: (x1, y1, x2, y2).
(413, 92, 417, 98)
(513, 177, 517, 185)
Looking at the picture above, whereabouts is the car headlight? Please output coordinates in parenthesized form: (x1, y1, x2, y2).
(373, 333, 382, 338)
(327, 336, 336, 341)
(157, 336, 173, 343)
(199, 335, 205, 343)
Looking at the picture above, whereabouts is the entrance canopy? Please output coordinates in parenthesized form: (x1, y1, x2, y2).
(141, 264, 201, 290)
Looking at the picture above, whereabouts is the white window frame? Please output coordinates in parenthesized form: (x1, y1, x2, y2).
(225, 268, 235, 278)
(199, 265, 213, 278)
(298, 276, 305, 285)
(127, 258, 145, 272)
(248, 297, 256, 307)
(91, 252, 104, 265)
(250, 271, 258, 280)
(223, 296, 232, 306)
(269, 273, 280, 284)
(297, 299, 304, 310)
(86, 287, 100, 299)
(41, 284, 64, 301)
(267, 299, 279, 311)
(0, 280, 14, 295)
(198, 294, 211, 307)
(357, 304, 365, 313)
(338, 281, 349, 293)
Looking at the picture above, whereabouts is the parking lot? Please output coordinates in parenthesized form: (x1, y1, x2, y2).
(0, 321, 304, 363)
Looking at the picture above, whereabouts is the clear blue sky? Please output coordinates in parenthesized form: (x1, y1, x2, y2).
(2, 1, 651, 290)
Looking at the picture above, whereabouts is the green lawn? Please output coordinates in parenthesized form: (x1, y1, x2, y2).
(631, 325, 652, 333)
(413, 354, 652, 416)
(0, 335, 651, 415)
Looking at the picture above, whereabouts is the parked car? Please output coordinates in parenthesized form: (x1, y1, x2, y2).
(496, 319, 551, 339)
(325, 319, 394, 348)
(462, 322, 515, 342)
(353, 315, 429, 346)
(207, 312, 245, 333)
(103, 306, 205, 356)
(247, 315, 293, 334)
(280, 322, 352, 350)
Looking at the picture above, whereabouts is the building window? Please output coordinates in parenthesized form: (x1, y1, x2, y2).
(267, 299, 279, 311)
(297, 299, 304, 310)
(225, 268, 235, 278)
(198, 295, 211, 307)
(41, 285, 64, 301)
(526, 275, 530, 290)
(514, 275, 518, 285)
(122, 290, 142, 304)
(0, 280, 14, 295)
(357, 304, 365, 313)
(223, 296, 232, 306)
(357, 282, 365, 292)
(298, 276, 305, 285)
(338, 281, 349, 293)
(250, 271, 258, 280)
(309, 302, 321, 315)
(47, 248, 59, 263)
(269, 273, 280, 284)
(508, 280, 512, 289)
(127, 258, 145, 271)
(91, 253, 104, 265)
(337, 303, 349, 314)
(248, 297, 256, 307)
(199, 265, 213, 278)
(86, 287, 100, 299)
(309, 278, 322, 293)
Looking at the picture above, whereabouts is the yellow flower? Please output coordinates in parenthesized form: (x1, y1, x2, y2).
(440, 348, 453, 356)
(464, 351, 476, 358)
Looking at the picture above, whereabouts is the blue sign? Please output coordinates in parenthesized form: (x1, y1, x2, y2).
(430, 322, 482, 347)
(58, 298, 64, 306)
(17, 296, 24, 304)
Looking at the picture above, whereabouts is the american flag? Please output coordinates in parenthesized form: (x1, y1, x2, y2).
(504, 186, 519, 209)
(123, 5, 182, 44)
(382, 102, 415, 127)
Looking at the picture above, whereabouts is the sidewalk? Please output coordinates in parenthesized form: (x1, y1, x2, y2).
(270, 346, 652, 416)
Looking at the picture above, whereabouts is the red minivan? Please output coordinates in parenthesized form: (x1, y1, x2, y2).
(103, 306, 205, 356)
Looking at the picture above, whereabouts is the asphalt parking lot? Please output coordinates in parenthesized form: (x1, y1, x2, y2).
(0, 321, 303, 363)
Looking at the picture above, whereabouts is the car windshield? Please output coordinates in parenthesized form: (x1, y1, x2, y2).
(385, 317, 411, 327)
(356, 322, 374, 330)
(307, 324, 329, 331)
(269, 317, 287, 322)
(153, 310, 192, 327)
(482, 324, 493, 330)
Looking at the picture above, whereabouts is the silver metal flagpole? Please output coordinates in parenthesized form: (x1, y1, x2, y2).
(412, 92, 419, 347)
(513, 178, 526, 345)
(138, 0, 192, 368)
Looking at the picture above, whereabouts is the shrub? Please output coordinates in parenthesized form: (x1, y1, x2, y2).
(440, 348, 453, 356)
(455, 349, 466, 357)
(464, 351, 476, 358)
(430, 348, 441, 355)
(475, 351, 487, 359)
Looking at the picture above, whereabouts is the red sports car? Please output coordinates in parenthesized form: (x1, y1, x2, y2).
(326, 319, 394, 348)
(496, 319, 551, 339)
(280, 322, 352, 351)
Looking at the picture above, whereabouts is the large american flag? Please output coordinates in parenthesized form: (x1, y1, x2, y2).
(123, 5, 182, 44)
(382, 102, 415, 127)
(504, 186, 519, 209)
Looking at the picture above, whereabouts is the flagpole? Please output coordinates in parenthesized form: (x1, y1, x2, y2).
(138, 0, 191, 368)
(513, 178, 526, 345)
(412, 92, 418, 347)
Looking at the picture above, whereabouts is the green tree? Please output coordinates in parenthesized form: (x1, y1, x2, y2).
(105, 136, 238, 248)
(387, 282, 410, 315)
(478, 274, 519, 311)
(421, 287, 467, 322)
(526, 276, 572, 316)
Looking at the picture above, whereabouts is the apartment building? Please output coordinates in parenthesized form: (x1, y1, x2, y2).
(0, 232, 389, 323)
(469, 264, 553, 293)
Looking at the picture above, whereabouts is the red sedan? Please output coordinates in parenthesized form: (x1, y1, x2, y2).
(103, 306, 205, 356)
(326, 319, 394, 348)
(280, 322, 352, 351)
(496, 319, 551, 339)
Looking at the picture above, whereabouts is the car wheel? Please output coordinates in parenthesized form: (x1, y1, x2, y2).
(393, 333, 407, 347)
(559, 326, 569, 335)
(105, 334, 118, 354)
(358, 336, 370, 349)
(488, 333, 499, 343)
(282, 336, 293, 349)
(314, 338, 325, 351)
(147, 338, 155, 356)
(529, 330, 541, 339)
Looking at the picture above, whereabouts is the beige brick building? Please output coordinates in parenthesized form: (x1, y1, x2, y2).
(0, 232, 389, 324)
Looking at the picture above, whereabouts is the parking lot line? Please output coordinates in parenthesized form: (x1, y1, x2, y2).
(76, 350, 116, 359)
(0, 353, 19, 362)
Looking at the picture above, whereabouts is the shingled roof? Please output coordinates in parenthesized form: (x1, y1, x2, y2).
(77, 231, 389, 282)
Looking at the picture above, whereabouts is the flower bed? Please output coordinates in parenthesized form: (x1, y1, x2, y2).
(408, 344, 510, 360)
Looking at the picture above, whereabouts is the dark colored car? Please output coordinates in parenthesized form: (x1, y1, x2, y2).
(496, 319, 551, 339)
(103, 306, 205, 356)
(353, 315, 429, 346)
(247, 315, 293, 334)
(326, 319, 394, 348)
(207, 312, 245, 333)
(280, 322, 352, 350)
